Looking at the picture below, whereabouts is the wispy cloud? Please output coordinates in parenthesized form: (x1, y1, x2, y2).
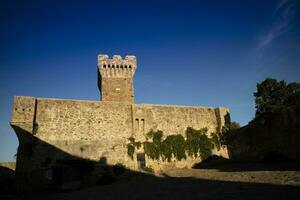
(258, 0, 296, 49)
(274, 0, 289, 13)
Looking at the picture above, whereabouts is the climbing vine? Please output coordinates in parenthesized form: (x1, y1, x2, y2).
(211, 132, 221, 151)
(143, 130, 163, 160)
(185, 127, 215, 160)
(127, 137, 141, 159)
(127, 127, 220, 161)
(161, 135, 186, 161)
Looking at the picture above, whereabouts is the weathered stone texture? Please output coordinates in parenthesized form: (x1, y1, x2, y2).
(34, 98, 134, 166)
(132, 104, 226, 141)
(10, 54, 230, 188)
(98, 55, 136, 103)
(100, 77, 134, 102)
(11, 97, 229, 171)
(11, 96, 36, 124)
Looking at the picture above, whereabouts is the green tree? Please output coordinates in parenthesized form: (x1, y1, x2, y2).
(228, 121, 240, 130)
(254, 78, 300, 117)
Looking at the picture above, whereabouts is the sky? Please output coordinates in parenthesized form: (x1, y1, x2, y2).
(0, 0, 300, 161)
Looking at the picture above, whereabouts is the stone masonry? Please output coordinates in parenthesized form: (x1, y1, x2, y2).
(10, 54, 230, 189)
(98, 55, 136, 103)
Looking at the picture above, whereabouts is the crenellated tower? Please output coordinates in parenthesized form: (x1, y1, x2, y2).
(97, 54, 137, 103)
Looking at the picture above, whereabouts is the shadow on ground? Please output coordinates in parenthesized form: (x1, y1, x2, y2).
(2, 125, 299, 200)
(193, 155, 300, 172)
(0, 166, 15, 195)
(12, 170, 300, 200)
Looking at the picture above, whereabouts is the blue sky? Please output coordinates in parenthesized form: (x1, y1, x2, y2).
(1, 0, 300, 161)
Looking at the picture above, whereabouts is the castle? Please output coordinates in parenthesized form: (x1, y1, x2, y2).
(10, 54, 230, 188)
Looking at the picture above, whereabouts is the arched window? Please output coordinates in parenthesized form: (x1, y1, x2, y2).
(135, 118, 139, 132)
(141, 119, 145, 134)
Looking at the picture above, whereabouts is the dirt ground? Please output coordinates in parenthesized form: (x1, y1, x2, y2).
(6, 162, 300, 200)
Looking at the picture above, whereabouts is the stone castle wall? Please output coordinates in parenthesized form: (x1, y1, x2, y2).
(132, 104, 228, 141)
(11, 96, 229, 172)
(10, 54, 231, 191)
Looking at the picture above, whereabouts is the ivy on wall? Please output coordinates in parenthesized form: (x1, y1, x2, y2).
(127, 127, 220, 162)
(127, 137, 141, 159)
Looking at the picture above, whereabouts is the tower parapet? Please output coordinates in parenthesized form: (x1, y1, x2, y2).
(97, 54, 137, 103)
(98, 54, 136, 78)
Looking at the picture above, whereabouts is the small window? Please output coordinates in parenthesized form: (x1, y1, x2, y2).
(103, 64, 106, 68)
(116, 65, 119, 68)
(112, 65, 115, 68)
(129, 65, 132, 69)
(141, 119, 145, 134)
(125, 65, 127, 68)
(135, 118, 139, 131)
(120, 65, 123, 68)
(108, 64, 111, 68)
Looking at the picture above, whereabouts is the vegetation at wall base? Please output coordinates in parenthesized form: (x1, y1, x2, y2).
(185, 127, 214, 160)
(143, 166, 154, 173)
(127, 137, 141, 160)
(128, 127, 219, 162)
(161, 134, 186, 161)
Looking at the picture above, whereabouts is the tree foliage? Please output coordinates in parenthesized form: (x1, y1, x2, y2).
(254, 78, 300, 117)
(228, 121, 240, 130)
(219, 121, 241, 144)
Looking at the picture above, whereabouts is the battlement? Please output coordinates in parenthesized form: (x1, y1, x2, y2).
(98, 54, 137, 78)
(10, 53, 231, 185)
(97, 54, 137, 103)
